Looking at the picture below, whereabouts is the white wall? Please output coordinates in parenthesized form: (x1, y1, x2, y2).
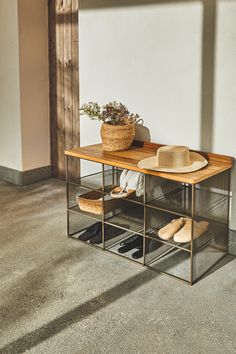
(79, 1, 203, 148)
(214, 1, 236, 229)
(214, 1, 236, 158)
(0, 0, 22, 170)
(79, 0, 236, 228)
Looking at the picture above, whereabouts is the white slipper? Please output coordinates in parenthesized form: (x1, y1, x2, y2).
(110, 186, 135, 199)
(173, 219, 209, 243)
(158, 218, 185, 240)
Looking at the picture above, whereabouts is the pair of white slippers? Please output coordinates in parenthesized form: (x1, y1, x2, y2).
(158, 217, 209, 243)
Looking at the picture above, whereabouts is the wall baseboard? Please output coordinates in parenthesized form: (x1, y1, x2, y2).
(0, 165, 52, 185)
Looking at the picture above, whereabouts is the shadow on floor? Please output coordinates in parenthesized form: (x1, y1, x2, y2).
(199, 253, 235, 281)
(1, 243, 235, 354)
(0, 268, 157, 354)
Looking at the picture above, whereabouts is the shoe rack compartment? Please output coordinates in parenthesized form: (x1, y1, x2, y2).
(145, 174, 230, 218)
(145, 176, 188, 215)
(192, 242, 227, 282)
(68, 210, 103, 248)
(68, 183, 103, 221)
(105, 200, 144, 235)
(103, 165, 144, 205)
(105, 232, 144, 264)
(103, 225, 133, 249)
(191, 171, 230, 281)
(145, 207, 191, 251)
(145, 238, 191, 282)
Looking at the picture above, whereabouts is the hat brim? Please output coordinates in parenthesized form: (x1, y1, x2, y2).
(138, 152, 208, 173)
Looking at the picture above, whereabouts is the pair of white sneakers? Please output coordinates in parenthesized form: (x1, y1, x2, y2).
(158, 217, 209, 243)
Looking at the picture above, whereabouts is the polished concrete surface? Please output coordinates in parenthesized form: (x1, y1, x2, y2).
(0, 179, 235, 354)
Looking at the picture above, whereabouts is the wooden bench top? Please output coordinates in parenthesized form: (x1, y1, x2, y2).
(65, 141, 234, 184)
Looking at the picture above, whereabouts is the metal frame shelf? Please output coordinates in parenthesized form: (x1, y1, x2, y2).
(65, 143, 232, 286)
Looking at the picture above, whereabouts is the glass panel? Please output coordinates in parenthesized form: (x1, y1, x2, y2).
(145, 238, 190, 282)
(192, 171, 230, 282)
(146, 174, 230, 217)
(104, 225, 133, 249)
(195, 170, 230, 222)
(79, 167, 117, 191)
(68, 210, 103, 248)
(105, 200, 144, 234)
(67, 157, 103, 188)
(192, 226, 227, 282)
(203, 198, 228, 224)
(145, 175, 188, 215)
(196, 170, 230, 197)
(80, 159, 102, 182)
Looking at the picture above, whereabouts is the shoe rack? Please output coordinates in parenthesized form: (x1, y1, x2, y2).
(65, 141, 233, 285)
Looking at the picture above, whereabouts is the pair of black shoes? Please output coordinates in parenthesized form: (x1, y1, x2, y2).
(118, 235, 143, 259)
(78, 222, 125, 244)
(78, 222, 102, 244)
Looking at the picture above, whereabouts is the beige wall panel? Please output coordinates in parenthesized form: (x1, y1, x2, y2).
(0, 0, 22, 170)
(18, 0, 50, 171)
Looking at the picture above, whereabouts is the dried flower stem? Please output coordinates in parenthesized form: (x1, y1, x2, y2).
(79, 101, 141, 126)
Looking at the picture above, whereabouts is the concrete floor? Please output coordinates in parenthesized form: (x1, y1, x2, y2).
(0, 178, 235, 354)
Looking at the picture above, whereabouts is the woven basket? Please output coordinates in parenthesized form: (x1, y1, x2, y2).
(77, 190, 120, 215)
(100, 123, 135, 152)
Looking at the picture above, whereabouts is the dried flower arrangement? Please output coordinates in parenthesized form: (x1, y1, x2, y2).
(80, 101, 140, 126)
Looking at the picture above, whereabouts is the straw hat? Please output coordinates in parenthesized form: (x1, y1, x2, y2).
(138, 145, 208, 173)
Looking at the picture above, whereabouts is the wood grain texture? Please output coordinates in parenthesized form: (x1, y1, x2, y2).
(65, 141, 233, 184)
(71, 0, 80, 177)
(48, 0, 80, 179)
(64, 0, 73, 177)
(48, 0, 57, 177)
(56, 0, 65, 179)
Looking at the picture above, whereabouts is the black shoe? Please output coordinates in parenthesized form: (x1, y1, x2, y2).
(118, 243, 135, 253)
(78, 222, 101, 241)
(120, 235, 140, 246)
(118, 236, 143, 253)
(89, 227, 102, 244)
(132, 248, 143, 259)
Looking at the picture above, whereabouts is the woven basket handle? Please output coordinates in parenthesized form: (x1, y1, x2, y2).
(135, 118, 144, 125)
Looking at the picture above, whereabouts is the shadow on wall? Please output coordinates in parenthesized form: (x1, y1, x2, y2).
(135, 124, 151, 142)
(79, 0, 236, 230)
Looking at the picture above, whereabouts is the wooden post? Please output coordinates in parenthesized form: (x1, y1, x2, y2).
(48, 0, 80, 179)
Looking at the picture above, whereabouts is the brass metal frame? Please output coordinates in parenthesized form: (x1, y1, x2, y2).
(65, 156, 231, 286)
(190, 184, 195, 285)
(143, 174, 147, 266)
